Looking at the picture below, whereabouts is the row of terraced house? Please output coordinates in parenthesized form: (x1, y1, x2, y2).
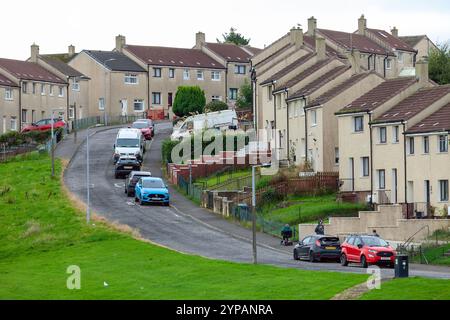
(253, 15, 449, 217)
(0, 32, 261, 133)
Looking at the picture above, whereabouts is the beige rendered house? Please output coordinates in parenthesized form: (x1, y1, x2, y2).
(116, 35, 226, 118)
(0, 73, 20, 133)
(404, 103, 450, 216)
(27, 44, 90, 129)
(0, 55, 68, 131)
(400, 35, 438, 60)
(69, 50, 147, 121)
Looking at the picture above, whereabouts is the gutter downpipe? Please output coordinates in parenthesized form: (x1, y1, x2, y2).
(272, 82, 277, 156)
(147, 64, 151, 118)
(66, 79, 70, 129)
(19, 80, 22, 131)
(402, 121, 408, 218)
(369, 111, 374, 208)
(225, 62, 229, 107)
(304, 99, 308, 166)
(383, 54, 389, 78)
(285, 89, 289, 162)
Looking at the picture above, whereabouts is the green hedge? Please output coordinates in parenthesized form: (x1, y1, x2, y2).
(0, 128, 63, 147)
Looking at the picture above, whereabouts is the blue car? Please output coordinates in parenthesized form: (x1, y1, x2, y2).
(135, 177, 170, 206)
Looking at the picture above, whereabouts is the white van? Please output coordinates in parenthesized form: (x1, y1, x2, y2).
(113, 128, 145, 163)
(171, 110, 238, 141)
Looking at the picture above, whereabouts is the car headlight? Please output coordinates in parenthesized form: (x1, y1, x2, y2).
(368, 249, 377, 254)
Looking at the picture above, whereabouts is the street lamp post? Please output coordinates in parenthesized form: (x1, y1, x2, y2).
(103, 58, 116, 126)
(251, 163, 271, 264)
(51, 108, 64, 177)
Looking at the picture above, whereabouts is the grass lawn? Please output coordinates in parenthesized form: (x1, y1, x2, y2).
(412, 243, 450, 266)
(195, 168, 251, 189)
(0, 153, 369, 300)
(260, 194, 367, 225)
(360, 277, 450, 300)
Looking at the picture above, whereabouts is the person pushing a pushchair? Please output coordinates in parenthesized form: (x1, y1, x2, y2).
(281, 224, 293, 246)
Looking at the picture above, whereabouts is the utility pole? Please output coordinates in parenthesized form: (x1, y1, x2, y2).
(252, 165, 257, 264)
(86, 125, 91, 224)
(73, 102, 77, 143)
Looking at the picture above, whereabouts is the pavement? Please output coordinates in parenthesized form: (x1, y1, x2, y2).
(59, 122, 450, 279)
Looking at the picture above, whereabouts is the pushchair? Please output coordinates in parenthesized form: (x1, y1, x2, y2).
(280, 229, 293, 246)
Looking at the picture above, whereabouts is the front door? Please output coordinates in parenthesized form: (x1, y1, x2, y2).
(120, 99, 128, 116)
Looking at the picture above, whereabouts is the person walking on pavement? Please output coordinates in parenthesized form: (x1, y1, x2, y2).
(315, 219, 325, 235)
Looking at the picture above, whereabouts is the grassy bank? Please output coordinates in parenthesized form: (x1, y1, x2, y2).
(0, 153, 368, 299)
(260, 194, 367, 225)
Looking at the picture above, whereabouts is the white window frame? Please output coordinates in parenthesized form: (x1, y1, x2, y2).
(354, 116, 364, 132)
(98, 98, 105, 111)
(5, 88, 13, 101)
(197, 70, 204, 81)
(124, 73, 139, 84)
(22, 82, 28, 94)
(438, 135, 448, 153)
(69, 107, 75, 119)
(211, 71, 221, 81)
(386, 59, 392, 70)
(10, 118, 17, 131)
(72, 79, 80, 91)
(40, 84, 45, 96)
(133, 99, 145, 111)
(311, 109, 317, 126)
(183, 69, 190, 80)
(169, 68, 175, 79)
(58, 86, 64, 97)
(398, 52, 404, 64)
(49, 85, 54, 96)
(153, 68, 162, 78)
(152, 92, 161, 105)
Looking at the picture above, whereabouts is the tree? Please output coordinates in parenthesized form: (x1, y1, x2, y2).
(172, 86, 206, 117)
(429, 42, 450, 85)
(235, 80, 253, 109)
(217, 27, 250, 46)
(205, 100, 228, 113)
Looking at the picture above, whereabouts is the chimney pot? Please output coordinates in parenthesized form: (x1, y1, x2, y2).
(196, 32, 206, 49)
(315, 36, 326, 61)
(358, 14, 367, 35)
(290, 27, 304, 49)
(30, 43, 39, 63)
(307, 16, 317, 36)
(115, 35, 126, 52)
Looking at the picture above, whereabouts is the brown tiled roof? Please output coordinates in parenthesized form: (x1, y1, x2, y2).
(374, 85, 450, 123)
(399, 35, 426, 48)
(0, 58, 66, 84)
(287, 65, 350, 101)
(40, 55, 85, 78)
(318, 28, 394, 55)
(307, 72, 374, 108)
(367, 29, 416, 52)
(244, 46, 263, 55)
(260, 52, 315, 85)
(275, 58, 333, 91)
(337, 77, 417, 114)
(125, 45, 225, 69)
(303, 35, 341, 57)
(0, 73, 18, 87)
(205, 43, 253, 62)
(406, 103, 450, 134)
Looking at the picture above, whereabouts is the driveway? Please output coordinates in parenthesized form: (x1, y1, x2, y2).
(62, 122, 450, 279)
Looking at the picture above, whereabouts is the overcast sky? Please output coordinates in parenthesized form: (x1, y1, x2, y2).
(4, 0, 450, 60)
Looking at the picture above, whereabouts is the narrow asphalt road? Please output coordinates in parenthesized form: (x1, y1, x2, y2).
(63, 123, 450, 280)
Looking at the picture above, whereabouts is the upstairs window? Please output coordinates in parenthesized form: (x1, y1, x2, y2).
(408, 137, 415, 155)
(40, 84, 45, 96)
(234, 65, 246, 74)
(354, 116, 364, 132)
(183, 69, 190, 80)
(22, 82, 28, 94)
(169, 68, 175, 79)
(439, 135, 448, 153)
(49, 85, 54, 96)
(72, 79, 80, 91)
(197, 70, 204, 80)
(386, 59, 392, 70)
(311, 109, 317, 126)
(211, 71, 220, 81)
(379, 127, 387, 143)
(423, 136, 430, 154)
(58, 86, 64, 97)
(5, 88, 13, 100)
(153, 68, 162, 78)
(393, 126, 399, 143)
(124, 73, 138, 84)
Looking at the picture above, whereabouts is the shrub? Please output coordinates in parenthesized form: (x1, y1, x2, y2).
(205, 100, 228, 113)
(172, 86, 206, 117)
(161, 139, 180, 164)
(236, 80, 252, 109)
(260, 187, 285, 206)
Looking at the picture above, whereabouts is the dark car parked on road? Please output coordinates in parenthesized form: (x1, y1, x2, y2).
(114, 156, 141, 179)
(125, 171, 152, 196)
(293, 235, 341, 262)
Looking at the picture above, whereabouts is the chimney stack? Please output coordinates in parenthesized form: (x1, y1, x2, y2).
(115, 35, 126, 52)
(68, 45, 75, 57)
(290, 27, 304, 49)
(30, 43, 39, 63)
(391, 27, 399, 38)
(347, 49, 361, 74)
(195, 31, 206, 49)
(315, 36, 326, 61)
(358, 14, 367, 35)
(416, 59, 429, 86)
(307, 16, 317, 36)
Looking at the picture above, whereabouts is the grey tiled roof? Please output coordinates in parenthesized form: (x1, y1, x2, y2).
(84, 50, 146, 72)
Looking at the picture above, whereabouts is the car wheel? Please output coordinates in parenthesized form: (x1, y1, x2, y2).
(293, 250, 299, 261)
(165, 202, 170, 207)
(309, 251, 316, 263)
(340, 253, 348, 266)
(361, 255, 368, 268)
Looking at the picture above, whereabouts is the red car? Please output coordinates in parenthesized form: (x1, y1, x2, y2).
(21, 118, 66, 133)
(131, 121, 153, 140)
(340, 235, 396, 268)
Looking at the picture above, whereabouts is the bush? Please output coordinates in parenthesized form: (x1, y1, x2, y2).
(172, 86, 206, 117)
(0, 128, 63, 147)
(161, 139, 180, 164)
(205, 100, 229, 113)
(260, 187, 285, 206)
(236, 80, 252, 109)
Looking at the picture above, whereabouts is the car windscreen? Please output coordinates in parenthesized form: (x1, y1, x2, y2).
(362, 236, 389, 247)
(132, 174, 150, 182)
(132, 122, 148, 129)
(142, 180, 165, 189)
(116, 138, 139, 148)
(319, 237, 340, 245)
